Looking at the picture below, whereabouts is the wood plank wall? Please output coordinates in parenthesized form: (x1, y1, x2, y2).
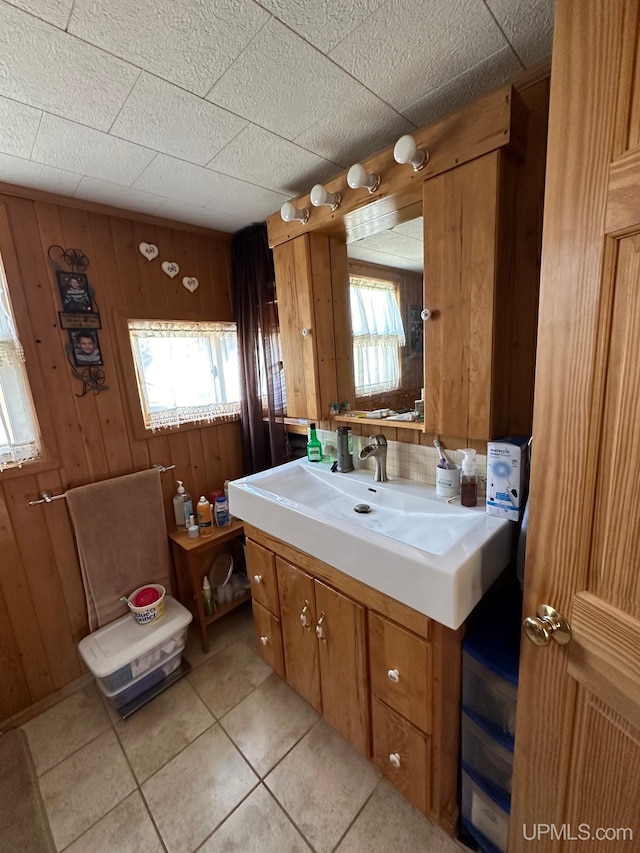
(0, 190, 244, 724)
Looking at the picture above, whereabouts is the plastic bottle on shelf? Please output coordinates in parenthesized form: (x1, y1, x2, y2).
(306, 422, 322, 462)
(214, 495, 231, 527)
(173, 480, 193, 530)
(187, 514, 200, 539)
(197, 496, 213, 537)
(202, 576, 213, 616)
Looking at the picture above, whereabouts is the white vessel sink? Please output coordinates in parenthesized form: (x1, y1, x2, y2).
(229, 458, 511, 629)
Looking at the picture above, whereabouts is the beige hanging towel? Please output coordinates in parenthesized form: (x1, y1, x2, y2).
(66, 468, 172, 631)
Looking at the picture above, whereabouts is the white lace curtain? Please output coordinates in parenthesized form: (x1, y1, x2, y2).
(350, 276, 406, 397)
(128, 319, 241, 431)
(0, 260, 40, 469)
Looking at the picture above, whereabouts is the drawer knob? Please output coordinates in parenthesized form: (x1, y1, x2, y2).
(300, 600, 311, 629)
(253, 574, 263, 584)
(260, 635, 269, 646)
(387, 668, 400, 683)
(389, 753, 401, 768)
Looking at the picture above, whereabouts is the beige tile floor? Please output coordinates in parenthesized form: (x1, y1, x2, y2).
(21, 602, 465, 853)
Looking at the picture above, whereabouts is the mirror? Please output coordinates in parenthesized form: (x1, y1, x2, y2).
(344, 211, 424, 417)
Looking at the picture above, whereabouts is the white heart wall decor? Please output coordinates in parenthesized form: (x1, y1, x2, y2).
(139, 242, 159, 261)
(162, 261, 180, 278)
(182, 276, 199, 293)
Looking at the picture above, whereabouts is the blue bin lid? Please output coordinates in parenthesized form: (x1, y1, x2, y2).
(463, 585, 521, 685)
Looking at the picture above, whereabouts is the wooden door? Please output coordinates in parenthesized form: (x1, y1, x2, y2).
(273, 233, 337, 420)
(511, 2, 640, 850)
(275, 557, 322, 713)
(315, 580, 370, 757)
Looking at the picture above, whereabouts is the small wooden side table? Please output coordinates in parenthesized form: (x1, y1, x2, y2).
(168, 520, 249, 653)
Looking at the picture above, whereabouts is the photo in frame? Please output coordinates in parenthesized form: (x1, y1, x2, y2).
(57, 271, 92, 313)
(69, 329, 103, 367)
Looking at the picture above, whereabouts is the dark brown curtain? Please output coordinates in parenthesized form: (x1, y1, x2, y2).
(232, 223, 289, 473)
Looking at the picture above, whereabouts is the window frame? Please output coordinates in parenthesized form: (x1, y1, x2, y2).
(114, 309, 241, 441)
(0, 203, 59, 479)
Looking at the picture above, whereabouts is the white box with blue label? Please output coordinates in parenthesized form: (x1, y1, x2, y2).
(486, 438, 527, 521)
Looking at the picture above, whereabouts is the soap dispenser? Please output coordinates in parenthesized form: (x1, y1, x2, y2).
(460, 449, 478, 507)
(173, 480, 193, 530)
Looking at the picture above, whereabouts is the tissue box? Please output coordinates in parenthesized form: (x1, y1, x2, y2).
(486, 439, 527, 522)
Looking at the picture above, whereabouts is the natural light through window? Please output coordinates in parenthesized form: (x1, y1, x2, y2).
(0, 254, 41, 469)
(128, 319, 241, 431)
(350, 276, 406, 397)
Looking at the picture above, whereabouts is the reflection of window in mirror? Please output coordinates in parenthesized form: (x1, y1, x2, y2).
(346, 215, 423, 413)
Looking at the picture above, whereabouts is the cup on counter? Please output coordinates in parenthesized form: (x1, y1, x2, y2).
(435, 465, 461, 498)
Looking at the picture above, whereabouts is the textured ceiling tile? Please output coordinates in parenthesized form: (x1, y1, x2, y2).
(206, 18, 363, 139)
(32, 114, 155, 185)
(329, 0, 507, 111)
(402, 46, 520, 127)
(73, 177, 166, 214)
(205, 180, 288, 220)
(356, 230, 423, 262)
(0, 96, 42, 158)
(132, 154, 238, 207)
(485, 0, 554, 66)
(206, 124, 339, 195)
(0, 151, 81, 194)
(254, 0, 386, 53)
(68, 0, 270, 96)
(4, 0, 74, 29)
(392, 217, 423, 240)
(295, 89, 415, 169)
(347, 243, 421, 273)
(110, 73, 247, 166)
(0, 4, 139, 130)
(154, 199, 249, 232)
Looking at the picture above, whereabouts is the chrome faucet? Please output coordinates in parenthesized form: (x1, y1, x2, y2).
(359, 434, 388, 482)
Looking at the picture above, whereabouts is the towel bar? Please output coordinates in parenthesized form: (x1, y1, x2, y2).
(27, 464, 176, 505)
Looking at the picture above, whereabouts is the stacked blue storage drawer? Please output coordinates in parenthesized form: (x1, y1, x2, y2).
(460, 587, 520, 853)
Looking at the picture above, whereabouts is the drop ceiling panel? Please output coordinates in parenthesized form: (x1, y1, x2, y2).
(251, 0, 387, 54)
(347, 244, 421, 273)
(111, 73, 247, 166)
(132, 154, 237, 207)
(32, 114, 155, 185)
(0, 4, 139, 130)
(68, 0, 270, 97)
(206, 18, 364, 139)
(0, 151, 81, 194)
(5, 0, 74, 30)
(402, 45, 521, 127)
(485, 0, 555, 66)
(329, 0, 508, 111)
(154, 199, 249, 231)
(206, 124, 338, 195)
(73, 177, 166, 215)
(0, 96, 42, 158)
(295, 88, 415, 169)
(205, 180, 289, 220)
(392, 217, 424, 240)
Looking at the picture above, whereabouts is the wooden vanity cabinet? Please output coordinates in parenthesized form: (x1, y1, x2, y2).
(247, 540, 284, 678)
(276, 556, 369, 756)
(244, 524, 462, 837)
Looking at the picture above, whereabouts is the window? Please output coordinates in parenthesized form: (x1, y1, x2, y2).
(128, 319, 241, 431)
(350, 275, 406, 397)
(0, 253, 41, 470)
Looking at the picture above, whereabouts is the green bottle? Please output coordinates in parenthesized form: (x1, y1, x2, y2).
(306, 422, 322, 462)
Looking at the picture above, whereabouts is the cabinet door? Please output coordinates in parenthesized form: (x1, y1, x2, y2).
(422, 151, 501, 442)
(273, 233, 337, 420)
(371, 699, 430, 815)
(369, 612, 432, 734)
(252, 600, 284, 679)
(315, 580, 370, 757)
(276, 557, 322, 713)
(246, 539, 279, 615)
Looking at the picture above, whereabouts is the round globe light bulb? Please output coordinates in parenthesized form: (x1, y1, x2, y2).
(280, 202, 309, 224)
(310, 184, 341, 210)
(393, 134, 428, 171)
(347, 163, 380, 194)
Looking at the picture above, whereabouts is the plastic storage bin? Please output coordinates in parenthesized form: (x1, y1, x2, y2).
(462, 649, 518, 742)
(461, 711, 514, 795)
(98, 649, 183, 710)
(461, 769, 510, 853)
(78, 595, 192, 692)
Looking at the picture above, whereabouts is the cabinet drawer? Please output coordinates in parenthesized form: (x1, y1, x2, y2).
(372, 699, 430, 815)
(369, 612, 431, 734)
(252, 600, 284, 679)
(246, 539, 279, 615)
